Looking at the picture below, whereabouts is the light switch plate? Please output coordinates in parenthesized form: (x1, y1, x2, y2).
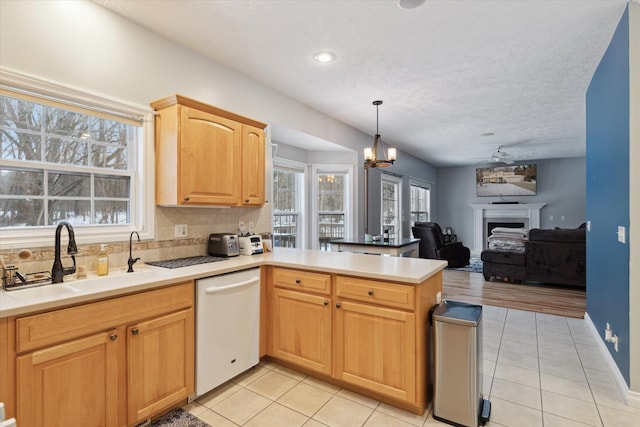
(618, 226, 626, 244)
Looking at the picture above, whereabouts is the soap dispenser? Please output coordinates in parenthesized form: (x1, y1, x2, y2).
(97, 244, 109, 276)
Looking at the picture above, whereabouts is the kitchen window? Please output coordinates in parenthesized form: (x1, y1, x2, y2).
(410, 182, 430, 227)
(272, 160, 306, 248)
(0, 70, 154, 249)
(381, 173, 402, 240)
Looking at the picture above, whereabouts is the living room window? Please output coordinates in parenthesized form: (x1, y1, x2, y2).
(312, 165, 353, 250)
(0, 70, 154, 248)
(272, 160, 306, 248)
(381, 173, 402, 240)
(410, 182, 430, 227)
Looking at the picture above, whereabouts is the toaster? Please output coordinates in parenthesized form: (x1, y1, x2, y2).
(238, 235, 264, 255)
(208, 233, 239, 257)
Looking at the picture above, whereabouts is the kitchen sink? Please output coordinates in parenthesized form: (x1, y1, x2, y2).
(5, 284, 81, 300)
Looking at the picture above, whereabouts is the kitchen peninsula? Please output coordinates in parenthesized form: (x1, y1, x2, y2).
(0, 248, 446, 424)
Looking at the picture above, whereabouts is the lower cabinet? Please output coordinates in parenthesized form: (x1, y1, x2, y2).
(10, 282, 194, 427)
(128, 309, 194, 423)
(16, 330, 120, 427)
(269, 268, 441, 414)
(333, 300, 416, 403)
(271, 287, 332, 375)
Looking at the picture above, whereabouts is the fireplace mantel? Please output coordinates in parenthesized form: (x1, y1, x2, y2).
(469, 203, 545, 255)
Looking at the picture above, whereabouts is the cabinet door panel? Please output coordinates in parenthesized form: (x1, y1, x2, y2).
(128, 309, 194, 424)
(241, 124, 265, 205)
(272, 288, 332, 374)
(180, 107, 242, 204)
(17, 330, 120, 427)
(334, 301, 416, 402)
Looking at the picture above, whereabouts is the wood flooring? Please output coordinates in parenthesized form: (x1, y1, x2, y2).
(442, 270, 587, 318)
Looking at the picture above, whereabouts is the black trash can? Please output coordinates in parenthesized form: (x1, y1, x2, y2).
(433, 300, 490, 427)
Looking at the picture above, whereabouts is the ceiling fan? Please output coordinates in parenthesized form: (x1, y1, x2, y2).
(481, 146, 515, 164)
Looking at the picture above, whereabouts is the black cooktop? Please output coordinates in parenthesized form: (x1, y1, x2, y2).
(146, 255, 228, 269)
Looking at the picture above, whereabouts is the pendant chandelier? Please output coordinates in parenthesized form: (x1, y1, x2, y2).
(364, 100, 396, 169)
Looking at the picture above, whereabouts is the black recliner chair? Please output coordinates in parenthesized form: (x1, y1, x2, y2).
(411, 222, 471, 268)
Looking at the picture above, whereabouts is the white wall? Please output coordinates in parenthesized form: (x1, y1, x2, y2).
(0, 0, 436, 240)
(438, 157, 586, 247)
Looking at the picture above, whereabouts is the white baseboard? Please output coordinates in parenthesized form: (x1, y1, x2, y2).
(629, 390, 640, 409)
(584, 312, 636, 406)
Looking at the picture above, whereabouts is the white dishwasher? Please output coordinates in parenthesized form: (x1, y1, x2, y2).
(195, 267, 260, 397)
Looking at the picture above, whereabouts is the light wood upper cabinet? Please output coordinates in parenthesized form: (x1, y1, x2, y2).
(241, 124, 265, 205)
(179, 107, 242, 205)
(152, 94, 267, 207)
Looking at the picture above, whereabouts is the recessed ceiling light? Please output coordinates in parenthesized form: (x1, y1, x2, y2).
(313, 51, 336, 63)
(397, 0, 426, 10)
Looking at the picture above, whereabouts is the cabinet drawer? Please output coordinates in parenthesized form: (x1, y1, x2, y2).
(336, 276, 415, 310)
(16, 282, 194, 353)
(272, 268, 331, 295)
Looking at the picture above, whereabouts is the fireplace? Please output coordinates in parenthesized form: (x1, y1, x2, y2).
(470, 203, 545, 254)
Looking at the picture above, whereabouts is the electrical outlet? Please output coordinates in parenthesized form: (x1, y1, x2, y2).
(248, 221, 254, 233)
(561, 215, 565, 221)
(587, 220, 591, 231)
(618, 226, 626, 244)
(436, 291, 442, 304)
(174, 224, 188, 238)
(238, 221, 245, 231)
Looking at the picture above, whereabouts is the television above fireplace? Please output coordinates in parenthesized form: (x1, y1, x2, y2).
(476, 164, 537, 197)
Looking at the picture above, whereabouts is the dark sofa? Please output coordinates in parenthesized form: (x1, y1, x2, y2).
(524, 227, 586, 287)
(482, 226, 586, 287)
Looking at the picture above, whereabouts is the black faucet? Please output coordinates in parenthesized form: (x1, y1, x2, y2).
(127, 231, 141, 273)
(51, 221, 78, 283)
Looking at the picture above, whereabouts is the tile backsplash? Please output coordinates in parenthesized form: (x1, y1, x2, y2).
(0, 205, 272, 276)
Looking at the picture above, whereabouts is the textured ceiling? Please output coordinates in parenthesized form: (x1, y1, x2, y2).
(94, 0, 627, 167)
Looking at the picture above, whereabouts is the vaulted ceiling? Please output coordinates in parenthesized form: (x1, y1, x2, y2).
(94, 0, 627, 166)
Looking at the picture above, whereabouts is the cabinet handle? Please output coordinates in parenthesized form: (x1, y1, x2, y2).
(295, 279, 301, 285)
(109, 334, 118, 341)
(324, 300, 329, 306)
(245, 199, 250, 203)
(131, 328, 139, 335)
(367, 290, 374, 296)
(336, 303, 342, 309)
(183, 196, 190, 201)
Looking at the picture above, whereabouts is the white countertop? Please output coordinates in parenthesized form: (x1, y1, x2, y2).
(0, 248, 447, 317)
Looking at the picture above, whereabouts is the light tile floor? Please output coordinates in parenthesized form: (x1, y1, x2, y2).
(184, 305, 640, 427)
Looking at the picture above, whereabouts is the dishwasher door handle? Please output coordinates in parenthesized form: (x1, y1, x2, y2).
(204, 277, 260, 294)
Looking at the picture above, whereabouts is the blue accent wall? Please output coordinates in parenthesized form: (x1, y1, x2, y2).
(586, 6, 630, 384)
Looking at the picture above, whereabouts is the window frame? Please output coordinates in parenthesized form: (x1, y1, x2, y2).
(0, 68, 155, 249)
(380, 173, 402, 240)
(311, 164, 354, 250)
(409, 179, 431, 228)
(272, 158, 307, 249)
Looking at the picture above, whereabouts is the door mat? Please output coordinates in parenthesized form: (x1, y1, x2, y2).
(447, 256, 483, 273)
(150, 408, 211, 427)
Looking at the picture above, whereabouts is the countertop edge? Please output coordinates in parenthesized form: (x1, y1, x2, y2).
(1, 250, 447, 318)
